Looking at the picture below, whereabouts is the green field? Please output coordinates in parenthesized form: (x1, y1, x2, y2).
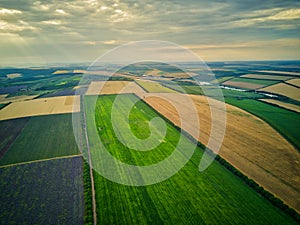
(0, 104, 7, 109)
(216, 76, 234, 83)
(84, 94, 296, 224)
(0, 117, 29, 157)
(89, 94, 187, 166)
(227, 77, 279, 86)
(226, 98, 300, 151)
(0, 156, 84, 225)
(0, 114, 79, 166)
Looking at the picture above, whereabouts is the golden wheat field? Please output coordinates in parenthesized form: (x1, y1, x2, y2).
(260, 83, 300, 101)
(0, 96, 80, 121)
(85, 81, 146, 95)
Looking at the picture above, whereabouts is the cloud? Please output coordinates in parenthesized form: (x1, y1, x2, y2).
(55, 9, 68, 15)
(187, 38, 300, 50)
(230, 8, 300, 28)
(100, 6, 109, 10)
(268, 8, 300, 20)
(0, 20, 35, 32)
(80, 40, 130, 46)
(103, 40, 118, 45)
(0, 8, 22, 15)
(32, 1, 51, 11)
(41, 20, 62, 26)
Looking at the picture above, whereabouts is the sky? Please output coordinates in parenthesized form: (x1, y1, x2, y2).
(0, 0, 299, 65)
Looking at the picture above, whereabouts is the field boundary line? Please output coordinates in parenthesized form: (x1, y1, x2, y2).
(82, 95, 97, 225)
(227, 99, 299, 152)
(0, 117, 30, 159)
(283, 81, 300, 89)
(0, 154, 82, 168)
(134, 80, 149, 93)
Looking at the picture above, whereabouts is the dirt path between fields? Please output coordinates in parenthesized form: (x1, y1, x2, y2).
(0, 154, 82, 168)
(82, 96, 98, 225)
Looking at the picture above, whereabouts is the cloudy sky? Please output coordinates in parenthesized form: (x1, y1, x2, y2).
(0, 0, 299, 65)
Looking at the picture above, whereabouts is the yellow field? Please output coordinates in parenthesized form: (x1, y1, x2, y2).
(52, 70, 72, 74)
(6, 73, 22, 79)
(0, 94, 8, 101)
(241, 74, 293, 80)
(73, 70, 111, 76)
(0, 96, 80, 121)
(286, 78, 300, 88)
(260, 83, 300, 101)
(255, 70, 300, 76)
(260, 99, 300, 113)
(223, 80, 264, 89)
(137, 92, 300, 212)
(136, 80, 177, 93)
(85, 81, 146, 95)
(145, 69, 194, 78)
(144, 69, 163, 77)
(0, 95, 39, 104)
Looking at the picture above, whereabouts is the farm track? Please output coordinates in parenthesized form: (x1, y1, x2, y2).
(0, 154, 82, 168)
(82, 95, 97, 225)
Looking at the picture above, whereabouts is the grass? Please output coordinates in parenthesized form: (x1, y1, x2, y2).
(0, 117, 29, 158)
(84, 94, 297, 224)
(0, 114, 80, 166)
(0, 156, 84, 225)
(226, 98, 300, 151)
(228, 77, 279, 86)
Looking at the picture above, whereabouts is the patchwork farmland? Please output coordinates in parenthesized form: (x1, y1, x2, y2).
(260, 99, 300, 113)
(286, 78, 300, 88)
(0, 61, 299, 224)
(260, 83, 300, 101)
(83, 94, 297, 224)
(222, 78, 278, 90)
(139, 93, 300, 212)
